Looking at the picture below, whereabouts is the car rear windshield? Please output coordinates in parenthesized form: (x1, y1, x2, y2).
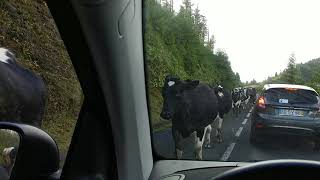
(265, 88, 319, 105)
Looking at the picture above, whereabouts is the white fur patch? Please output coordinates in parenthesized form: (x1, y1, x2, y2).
(0, 48, 12, 64)
(218, 92, 224, 97)
(3, 147, 14, 155)
(168, 81, 175, 87)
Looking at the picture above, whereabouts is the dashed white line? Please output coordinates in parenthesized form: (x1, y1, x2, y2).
(220, 143, 236, 161)
(242, 118, 248, 125)
(235, 127, 243, 137)
(220, 110, 252, 162)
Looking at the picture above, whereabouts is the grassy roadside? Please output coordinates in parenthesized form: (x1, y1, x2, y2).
(0, 0, 83, 163)
(148, 87, 171, 133)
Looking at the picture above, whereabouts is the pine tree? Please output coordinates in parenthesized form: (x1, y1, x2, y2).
(285, 53, 297, 84)
(206, 34, 215, 52)
(181, 0, 192, 18)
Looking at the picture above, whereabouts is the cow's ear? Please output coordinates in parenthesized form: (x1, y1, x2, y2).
(183, 80, 199, 90)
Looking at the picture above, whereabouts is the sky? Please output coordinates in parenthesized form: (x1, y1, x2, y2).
(172, 0, 320, 82)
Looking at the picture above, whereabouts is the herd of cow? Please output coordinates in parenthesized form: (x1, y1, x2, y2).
(160, 75, 257, 160)
(231, 87, 257, 116)
(0, 47, 259, 164)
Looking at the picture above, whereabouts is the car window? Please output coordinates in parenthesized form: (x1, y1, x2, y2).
(0, 0, 82, 168)
(144, 0, 320, 163)
(265, 88, 318, 104)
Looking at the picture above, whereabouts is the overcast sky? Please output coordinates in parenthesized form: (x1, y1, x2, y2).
(172, 0, 320, 82)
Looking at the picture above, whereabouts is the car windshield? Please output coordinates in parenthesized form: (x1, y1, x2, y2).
(144, 0, 320, 163)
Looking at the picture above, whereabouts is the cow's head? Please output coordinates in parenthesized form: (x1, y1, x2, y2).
(2, 146, 16, 169)
(0, 47, 16, 64)
(214, 85, 224, 97)
(160, 75, 199, 120)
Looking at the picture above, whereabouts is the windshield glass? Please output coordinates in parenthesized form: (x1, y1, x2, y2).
(144, 0, 320, 162)
(265, 88, 318, 105)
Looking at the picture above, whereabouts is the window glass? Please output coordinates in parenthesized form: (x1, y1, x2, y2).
(145, 0, 320, 162)
(265, 88, 318, 104)
(0, 0, 82, 168)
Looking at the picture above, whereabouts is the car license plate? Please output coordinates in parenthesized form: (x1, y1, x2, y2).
(278, 109, 304, 116)
(279, 99, 288, 104)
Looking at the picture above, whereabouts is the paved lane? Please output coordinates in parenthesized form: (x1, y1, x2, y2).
(153, 106, 320, 162)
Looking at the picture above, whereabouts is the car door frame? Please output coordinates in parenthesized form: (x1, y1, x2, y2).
(46, 0, 153, 179)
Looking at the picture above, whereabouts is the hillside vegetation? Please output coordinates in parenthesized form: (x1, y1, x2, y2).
(145, 0, 241, 131)
(264, 55, 320, 93)
(0, 0, 243, 152)
(0, 0, 82, 154)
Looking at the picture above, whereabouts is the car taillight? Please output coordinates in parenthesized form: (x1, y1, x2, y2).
(257, 96, 266, 109)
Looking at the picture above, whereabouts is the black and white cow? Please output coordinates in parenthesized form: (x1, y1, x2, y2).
(0, 47, 47, 127)
(246, 87, 257, 105)
(1, 147, 16, 176)
(212, 85, 232, 143)
(232, 88, 242, 116)
(160, 75, 219, 160)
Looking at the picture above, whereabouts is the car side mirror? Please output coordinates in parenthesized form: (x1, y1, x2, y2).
(0, 122, 60, 180)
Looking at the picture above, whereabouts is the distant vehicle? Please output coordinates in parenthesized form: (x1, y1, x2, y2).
(250, 84, 320, 149)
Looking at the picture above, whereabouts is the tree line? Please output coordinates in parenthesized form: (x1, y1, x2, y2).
(263, 54, 320, 92)
(145, 0, 242, 131)
(145, 0, 241, 90)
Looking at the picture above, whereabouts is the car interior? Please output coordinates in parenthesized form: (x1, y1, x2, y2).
(2, 0, 320, 179)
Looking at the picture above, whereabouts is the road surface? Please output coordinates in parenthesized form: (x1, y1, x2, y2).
(153, 106, 320, 162)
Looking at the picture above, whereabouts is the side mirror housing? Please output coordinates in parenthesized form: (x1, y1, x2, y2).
(0, 122, 60, 180)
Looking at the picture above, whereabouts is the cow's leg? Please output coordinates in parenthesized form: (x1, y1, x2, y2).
(232, 103, 236, 117)
(173, 130, 183, 159)
(215, 115, 223, 143)
(192, 131, 203, 160)
(204, 124, 213, 149)
(176, 149, 183, 159)
(236, 103, 240, 117)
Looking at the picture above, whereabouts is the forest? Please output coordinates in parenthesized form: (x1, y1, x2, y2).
(144, 0, 242, 131)
(263, 54, 320, 93)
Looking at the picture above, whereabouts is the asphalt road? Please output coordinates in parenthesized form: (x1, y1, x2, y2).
(153, 106, 320, 162)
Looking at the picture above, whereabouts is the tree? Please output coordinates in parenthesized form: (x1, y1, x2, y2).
(193, 7, 208, 43)
(180, 0, 192, 18)
(162, 0, 173, 12)
(206, 34, 215, 52)
(283, 53, 298, 84)
(250, 79, 257, 84)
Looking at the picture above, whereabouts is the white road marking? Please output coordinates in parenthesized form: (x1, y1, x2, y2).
(246, 113, 251, 118)
(242, 118, 248, 125)
(220, 143, 236, 161)
(235, 127, 243, 137)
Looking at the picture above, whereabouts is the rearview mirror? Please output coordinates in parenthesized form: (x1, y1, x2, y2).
(0, 122, 60, 180)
